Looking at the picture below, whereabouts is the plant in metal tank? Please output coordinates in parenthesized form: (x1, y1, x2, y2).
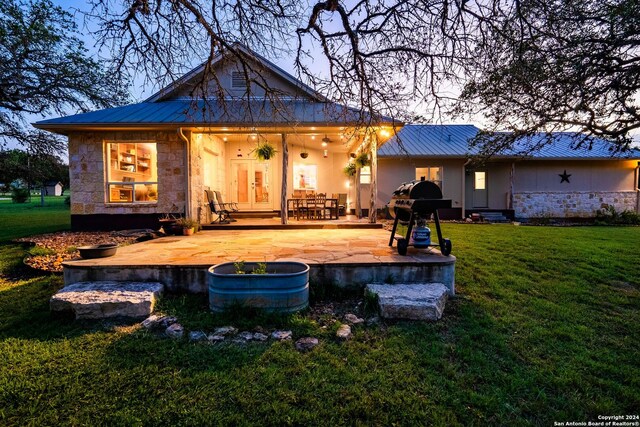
(233, 260, 246, 274)
(252, 262, 268, 274)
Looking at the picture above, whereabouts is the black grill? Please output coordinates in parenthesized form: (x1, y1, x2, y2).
(387, 179, 452, 256)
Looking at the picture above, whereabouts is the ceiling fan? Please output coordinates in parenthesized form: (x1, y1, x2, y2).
(321, 134, 332, 147)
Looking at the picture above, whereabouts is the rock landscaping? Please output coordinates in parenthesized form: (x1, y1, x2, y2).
(17, 230, 157, 272)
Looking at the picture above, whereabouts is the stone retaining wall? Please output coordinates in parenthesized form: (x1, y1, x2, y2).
(514, 191, 638, 218)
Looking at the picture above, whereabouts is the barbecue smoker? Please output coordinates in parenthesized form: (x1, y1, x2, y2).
(387, 179, 453, 256)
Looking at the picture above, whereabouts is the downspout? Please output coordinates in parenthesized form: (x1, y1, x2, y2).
(461, 159, 472, 219)
(178, 127, 191, 219)
(635, 161, 640, 214)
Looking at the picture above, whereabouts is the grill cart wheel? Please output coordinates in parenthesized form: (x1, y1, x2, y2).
(441, 238, 452, 256)
(397, 238, 409, 256)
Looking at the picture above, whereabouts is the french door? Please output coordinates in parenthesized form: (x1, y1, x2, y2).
(230, 159, 272, 210)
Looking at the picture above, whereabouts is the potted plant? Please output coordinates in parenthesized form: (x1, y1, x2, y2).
(208, 260, 310, 313)
(254, 141, 277, 161)
(355, 151, 370, 168)
(159, 213, 179, 235)
(176, 217, 198, 236)
(343, 162, 356, 177)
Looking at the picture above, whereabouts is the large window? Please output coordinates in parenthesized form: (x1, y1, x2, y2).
(416, 166, 442, 189)
(106, 142, 158, 203)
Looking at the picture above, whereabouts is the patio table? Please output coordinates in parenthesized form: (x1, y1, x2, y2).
(287, 198, 338, 220)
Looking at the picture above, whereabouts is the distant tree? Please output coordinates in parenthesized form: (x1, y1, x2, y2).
(87, 0, 640, 152)
(0, 148, 68, 193)
(0, 0, 130, 155)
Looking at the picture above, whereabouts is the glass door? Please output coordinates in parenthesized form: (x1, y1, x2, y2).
(230, 159, 272, 210)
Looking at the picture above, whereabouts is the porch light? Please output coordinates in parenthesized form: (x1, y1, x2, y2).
(345, 180, 351, 188)
(223, 137, 228, 141)
(237, 148, 242, 157)
(321, 141, 328, 147)
(323, 149, 328, 158)
(311, 135, 316, 140)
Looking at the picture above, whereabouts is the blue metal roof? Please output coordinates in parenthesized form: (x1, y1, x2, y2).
(379, 125, 640, 159)
(379, 124, 480, 157)
(34, 99, 393, 128)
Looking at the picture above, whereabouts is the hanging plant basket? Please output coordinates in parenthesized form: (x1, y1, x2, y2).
(354, 151, 370, 168)
(254, 141, 277, 161)
(300, 151, 309, 159)
(343, 162, 356, 177)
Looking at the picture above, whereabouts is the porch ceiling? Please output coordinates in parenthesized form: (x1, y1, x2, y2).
(208, 131, 352, 153)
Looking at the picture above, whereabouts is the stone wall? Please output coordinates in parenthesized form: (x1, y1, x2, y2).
(513, 191, 639, 218)
(68, 131, 186, 216)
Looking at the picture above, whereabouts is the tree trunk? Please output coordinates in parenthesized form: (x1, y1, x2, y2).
(355, 168, 362, 219)
(368, 138, 377, 223)
(280, 133, 288, 224)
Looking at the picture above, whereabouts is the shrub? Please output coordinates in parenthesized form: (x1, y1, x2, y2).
(64, 195, 71, 206)
(595, 205, 640, 225)
(11, 187, 30, 203)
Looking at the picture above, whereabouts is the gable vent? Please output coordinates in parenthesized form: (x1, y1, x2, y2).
(231, 71, 246, 88)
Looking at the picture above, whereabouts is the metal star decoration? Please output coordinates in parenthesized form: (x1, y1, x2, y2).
(559, 170, 571, 183)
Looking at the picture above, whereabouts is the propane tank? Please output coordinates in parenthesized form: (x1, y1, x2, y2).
(412, 220, 431, 248)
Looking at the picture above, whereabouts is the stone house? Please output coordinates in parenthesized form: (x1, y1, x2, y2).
(34, 46, 396, 230)
(34, 47, 640, 229)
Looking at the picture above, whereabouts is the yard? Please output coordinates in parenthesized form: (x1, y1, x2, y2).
(0, 202, 638, 425)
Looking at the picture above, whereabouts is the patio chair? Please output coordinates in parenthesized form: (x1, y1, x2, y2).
(205, 190, 230, 224)
(213, 190, 238, 222)
(308, 193, 327, 219)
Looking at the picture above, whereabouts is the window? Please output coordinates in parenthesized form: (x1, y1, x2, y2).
(106, 142, 158, 203)
(231, 71, 246, 88)
(360, 166, 371, 184)
(474, 171, 486, 190)
(415, 167, 442, 189)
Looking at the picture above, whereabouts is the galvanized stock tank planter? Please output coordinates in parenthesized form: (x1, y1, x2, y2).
(208, 262, 309, 313)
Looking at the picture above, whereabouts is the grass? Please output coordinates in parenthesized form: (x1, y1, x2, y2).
(0, 222, 639, 425)
(0, 196, 70, 242)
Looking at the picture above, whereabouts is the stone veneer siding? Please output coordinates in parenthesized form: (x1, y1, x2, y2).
(68, 131, 186, 217)
(513, 191, 639, 218)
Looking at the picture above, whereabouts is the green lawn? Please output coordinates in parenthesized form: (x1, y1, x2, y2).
(0, 223, 638, 425)
(0, 196, 70, 242)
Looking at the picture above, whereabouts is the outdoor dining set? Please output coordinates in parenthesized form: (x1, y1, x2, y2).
(287, 193, 347, 220)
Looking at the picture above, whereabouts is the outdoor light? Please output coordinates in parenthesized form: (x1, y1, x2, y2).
(321, 141, 328, 147)
(311, 135, 316, 140)
(223, 137, 228, 141)
(345, 180, 351, 188)
(237, 148, 242, 157)
(380, 129, 390, 137)
(323, 149, 328, 158)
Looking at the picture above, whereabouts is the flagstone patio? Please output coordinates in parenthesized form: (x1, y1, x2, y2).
(63, 229, 456, 294)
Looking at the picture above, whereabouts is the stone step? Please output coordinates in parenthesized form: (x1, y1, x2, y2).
(365, 283, 448, 321)
(50, 281, 164, 320)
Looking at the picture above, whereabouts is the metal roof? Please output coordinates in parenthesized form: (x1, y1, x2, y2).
(378, 124, 480, 157)
(379, 125, 640, 160)
(34, 99, 395, 129)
